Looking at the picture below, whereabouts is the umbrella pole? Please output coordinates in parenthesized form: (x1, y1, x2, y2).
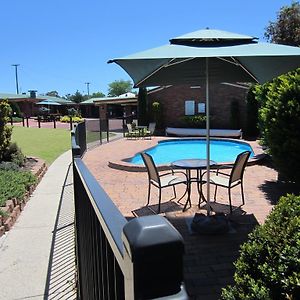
(206, 57, 211, 216)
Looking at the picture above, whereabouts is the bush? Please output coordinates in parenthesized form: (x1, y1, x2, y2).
(67, 108, 81, 117)
(255, 70, 300, 183)
(0, 100, 13, 161)
(181, 115, 207, 128)
(2, 142, 25, 167)
(60, 116, 83, 123)
(221, 194, 300, 300)
(245, 85, 260, 137)
(10, 102, 22, 117)
(0, 169, 37, 206)
(0, 161, 20, 171)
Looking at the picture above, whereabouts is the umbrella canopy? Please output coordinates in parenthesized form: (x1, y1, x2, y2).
(109, 29, 300, 87)
(109, 28, 300, 215)
(36, 99, 61, 106)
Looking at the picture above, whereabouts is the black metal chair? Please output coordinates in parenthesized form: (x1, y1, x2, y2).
(141, 152, 187, 213)
(207, 151, 251, 213)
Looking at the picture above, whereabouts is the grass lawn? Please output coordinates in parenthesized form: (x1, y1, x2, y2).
(86, 131, 114, 144)
(11, 126, 70, 165)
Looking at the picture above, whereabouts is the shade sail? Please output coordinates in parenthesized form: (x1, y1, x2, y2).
(109, 41, 300, 87)
(36, 99, 61, 106)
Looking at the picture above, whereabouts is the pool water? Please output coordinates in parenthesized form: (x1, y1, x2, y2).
(129, 139, 254, 165)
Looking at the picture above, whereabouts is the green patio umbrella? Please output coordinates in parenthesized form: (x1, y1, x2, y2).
(108, 28, 300, 215)
(36, 99, 62, 106)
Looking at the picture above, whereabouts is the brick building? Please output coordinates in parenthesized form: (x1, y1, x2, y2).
(147, 83, 249, 130)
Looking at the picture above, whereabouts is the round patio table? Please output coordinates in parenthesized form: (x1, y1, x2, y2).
(171, 159, 217, 211)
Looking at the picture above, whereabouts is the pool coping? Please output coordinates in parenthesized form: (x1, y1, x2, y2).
(108, 137, 266, 172)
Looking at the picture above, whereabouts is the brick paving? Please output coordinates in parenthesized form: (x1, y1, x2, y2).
(83, 137, 299, 300)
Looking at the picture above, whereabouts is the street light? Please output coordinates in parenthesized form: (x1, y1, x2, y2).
(12, 64, 20, 94)
(85, 82, 90, 97)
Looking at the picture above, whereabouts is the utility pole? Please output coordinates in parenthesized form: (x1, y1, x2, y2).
(85, 82, 90, 97)
(12, 64, 20, 94)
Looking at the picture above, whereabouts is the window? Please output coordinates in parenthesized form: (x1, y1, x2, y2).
(185, 100, 195, 115)
(198, 103, 205, 113)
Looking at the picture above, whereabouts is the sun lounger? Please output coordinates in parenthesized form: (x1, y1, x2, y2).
(165, 127, 242, 138)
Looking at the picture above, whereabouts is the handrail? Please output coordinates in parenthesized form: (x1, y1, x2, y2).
(74, 158, 127, 265)
(71, 122, 187, 299)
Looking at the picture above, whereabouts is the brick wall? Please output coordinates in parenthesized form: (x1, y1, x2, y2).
(147, 84, 248, 129)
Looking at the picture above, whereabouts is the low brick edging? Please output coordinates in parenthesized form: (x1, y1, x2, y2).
(0, 157, 47, 237)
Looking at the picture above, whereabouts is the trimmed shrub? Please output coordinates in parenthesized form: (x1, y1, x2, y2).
(60, 116, 83, 123)
(0, 161, 20, 171)
(0, 100, 13, 161)
(0, 169, 37, 206)
(255, 69, 300, 183)
(181, 115, 206, 128)
(221, 194, 300, 300)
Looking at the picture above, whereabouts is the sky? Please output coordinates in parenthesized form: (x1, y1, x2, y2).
(0, 0, 295, 97)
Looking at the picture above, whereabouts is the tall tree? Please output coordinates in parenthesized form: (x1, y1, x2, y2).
(265, 1, 300, 46)
(91, 91, 105, 98)
(46, 90, 60, 97)
(107, 80, 132, 97)
(69, 90, 84, 103)
(137, 87, 148, 125)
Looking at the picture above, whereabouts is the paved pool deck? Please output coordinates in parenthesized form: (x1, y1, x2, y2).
(83, 136, 299, 299)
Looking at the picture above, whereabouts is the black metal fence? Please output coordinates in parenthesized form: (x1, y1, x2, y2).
(71, 122, 188, 300)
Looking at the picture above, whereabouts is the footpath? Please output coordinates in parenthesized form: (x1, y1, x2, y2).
(0, 150, 76, 300)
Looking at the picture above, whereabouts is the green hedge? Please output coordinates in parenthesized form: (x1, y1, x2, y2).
(255, 70, 300, 183)
(0, 170, 37, 206)
(221, 194, 300, 300)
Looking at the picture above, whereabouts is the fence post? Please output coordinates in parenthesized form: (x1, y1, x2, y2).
(53, 116, 56, 129)
(22, 116, 25, 127)
(106, 117, 109, 143)
(70, 116, 73, 131)
(10, 116, 13, 126)
(122, 215, 188, 300)
(26, 117, 29, 127)
(37, 116, 41, 128)
(99, 116, 102, 145)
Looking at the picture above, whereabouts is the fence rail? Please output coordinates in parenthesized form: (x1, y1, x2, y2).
(72, 122, 188, 300)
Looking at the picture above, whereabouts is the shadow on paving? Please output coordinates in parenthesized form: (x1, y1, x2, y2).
(131, 198, 258, 299)
(257, 157, 300, 205)
(166, 208, 258, 299)
(259, 180, 300, 205)
(44, 164, 77, 300)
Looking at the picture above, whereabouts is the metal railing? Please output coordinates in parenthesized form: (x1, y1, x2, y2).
(72, 123, 188, 300)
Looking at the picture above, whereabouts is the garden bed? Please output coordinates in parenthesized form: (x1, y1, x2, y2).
(0, 157, 47, 237)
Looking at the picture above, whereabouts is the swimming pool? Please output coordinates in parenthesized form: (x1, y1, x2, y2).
(129, 139, 254, 165)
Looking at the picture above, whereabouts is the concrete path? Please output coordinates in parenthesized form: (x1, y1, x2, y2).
(0, 150, 74, 300)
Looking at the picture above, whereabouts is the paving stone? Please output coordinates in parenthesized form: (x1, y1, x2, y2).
(83, 137, 299, 299)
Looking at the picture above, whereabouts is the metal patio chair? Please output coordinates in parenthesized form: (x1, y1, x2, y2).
(125, 123, 139, 139)
(143, 122, 156, 139)
(206, 150, 251, 213)
(141, 152, 187, 213)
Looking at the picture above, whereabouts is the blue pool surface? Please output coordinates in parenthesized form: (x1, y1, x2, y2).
(129, 139, 254, 165)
